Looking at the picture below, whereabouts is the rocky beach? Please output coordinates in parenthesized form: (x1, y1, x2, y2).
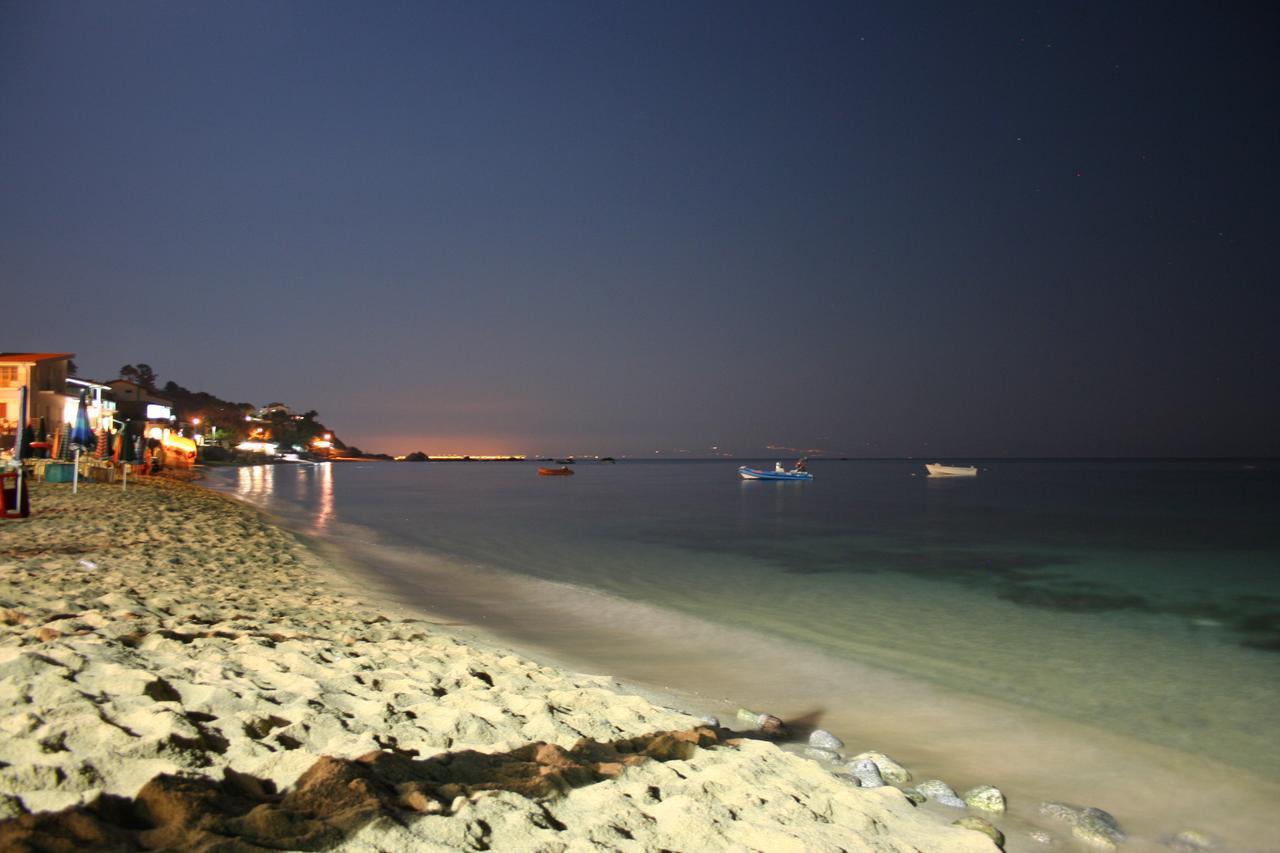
(0, 476, 1009, 851)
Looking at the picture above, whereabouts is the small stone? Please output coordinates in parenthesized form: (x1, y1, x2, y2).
(916, 779, 966, 808)
(901, 788, 927, 805)
(1039, 802, 1125, 850)
(953, 816, 1005, 848)
(1028, 830, 1053, 844)
(963, 784, 1006, 813)
(848, 759, 885, 788)
(1166, 829, 1218, 852)
(850, 750, 912, 784)
(808, 728, 843, 750)
(804, 746, 841, 762)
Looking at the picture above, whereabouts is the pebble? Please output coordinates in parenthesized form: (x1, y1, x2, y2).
(848, 759, 885, 788)
(963, 784, 1006, 813)
(916, 779, 966, 808)
(1038, 802, 1126, 850)
(953, 816, 1005, 848)
(1166, 828, 1219, 852)
(849, 750, 912, 784)
(804, 746, 841, 762)
(808, 728, 843, 750)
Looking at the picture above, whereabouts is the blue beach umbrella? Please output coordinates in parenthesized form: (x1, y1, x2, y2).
(70, 389, 93, 448)
(68, 389, 93, 494)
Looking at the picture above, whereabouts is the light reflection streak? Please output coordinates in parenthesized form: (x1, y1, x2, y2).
(235, 463, 275, 504)
(312, 462, 334, 533)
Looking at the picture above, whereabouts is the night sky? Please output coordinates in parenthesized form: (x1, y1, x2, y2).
(4, 1, 1277, 457)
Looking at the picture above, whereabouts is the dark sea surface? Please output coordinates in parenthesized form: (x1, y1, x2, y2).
(209, 459, 1280, 848)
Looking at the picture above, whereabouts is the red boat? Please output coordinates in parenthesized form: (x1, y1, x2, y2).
(538, 466, 574, 476)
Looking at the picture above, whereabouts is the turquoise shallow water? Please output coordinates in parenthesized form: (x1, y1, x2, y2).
(213, 459, 1280, 773)
(211, 459, 1280, 846)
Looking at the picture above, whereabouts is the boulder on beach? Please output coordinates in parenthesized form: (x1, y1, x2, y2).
(953, 816, 1005, 848)
(808, 728, 843, 751)
(916, 779, 966, 808)
(850, 750, 912, 784)
(963, 784, 1006, 813)
(804, 746, 840, 762)
(1039, 801, 1126, 850)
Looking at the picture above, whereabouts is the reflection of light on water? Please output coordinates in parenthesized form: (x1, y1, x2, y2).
(235, 464, 275, 502)
(313, 462, 333, 533)
(235, 463, 332, 531)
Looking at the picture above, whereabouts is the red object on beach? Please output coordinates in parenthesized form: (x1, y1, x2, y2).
(1, 471, 30, 518)
(538, 467, 574, 476)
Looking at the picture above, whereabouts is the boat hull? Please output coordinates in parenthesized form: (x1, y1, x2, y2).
(538, 467, 574, 476)
(738, 466, 813, 481)
(925, 463, 978, 477)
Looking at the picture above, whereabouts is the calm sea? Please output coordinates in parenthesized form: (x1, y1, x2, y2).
(208, 459, 1280, 848)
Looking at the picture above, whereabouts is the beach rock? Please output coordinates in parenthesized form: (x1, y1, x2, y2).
(1028, 830, 1054, 844)
(1165, 828, 1218, 851)
(808, 729, 843, 750)
(953, 816, 1005, 848)
(850, 750, 912, 784)
(847, 759, 885, 788)
(1039, 802, 1125, 849)
(916, 779, 966, 808)
(804, 747, 841, 762)
(963, 784, 1006, 813)
(901, 788, 927, 805)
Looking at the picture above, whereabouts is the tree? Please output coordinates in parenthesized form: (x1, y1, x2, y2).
(67, 360, 78, 376)
(135, 364, 157, 391)
(119, 363, 157, 389)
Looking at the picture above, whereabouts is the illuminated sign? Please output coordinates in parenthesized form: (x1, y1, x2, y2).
(146, 404, 172, 420)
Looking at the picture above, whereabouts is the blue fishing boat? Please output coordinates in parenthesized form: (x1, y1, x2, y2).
(738, 462, 813, 481)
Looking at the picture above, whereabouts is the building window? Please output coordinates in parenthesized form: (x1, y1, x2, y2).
(0, 366, 18, 387)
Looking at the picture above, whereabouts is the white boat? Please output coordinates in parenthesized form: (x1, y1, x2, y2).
(739, 462, 813, 481)
(925, 463, 978, 477)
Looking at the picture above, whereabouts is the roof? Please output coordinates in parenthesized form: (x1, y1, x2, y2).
(0, 352, 75, 363)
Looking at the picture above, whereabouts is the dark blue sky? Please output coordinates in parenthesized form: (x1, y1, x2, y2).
(4, 1, 1277, 456)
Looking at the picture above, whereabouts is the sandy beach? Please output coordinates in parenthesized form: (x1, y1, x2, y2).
(0, 476, 1003, 851)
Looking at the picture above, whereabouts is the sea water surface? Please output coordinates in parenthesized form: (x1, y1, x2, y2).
(209, 459, 1280, 849)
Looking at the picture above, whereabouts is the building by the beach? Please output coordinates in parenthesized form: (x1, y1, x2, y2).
(0, 352, 76, 438)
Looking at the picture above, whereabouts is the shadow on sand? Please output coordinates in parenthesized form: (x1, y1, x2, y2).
(0, 726, 754, 851)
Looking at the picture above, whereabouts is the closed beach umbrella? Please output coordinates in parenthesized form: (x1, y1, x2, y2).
(118, 421, 137, 463)
(70, 390, 93, 448)
(69, 390, 93, 494)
